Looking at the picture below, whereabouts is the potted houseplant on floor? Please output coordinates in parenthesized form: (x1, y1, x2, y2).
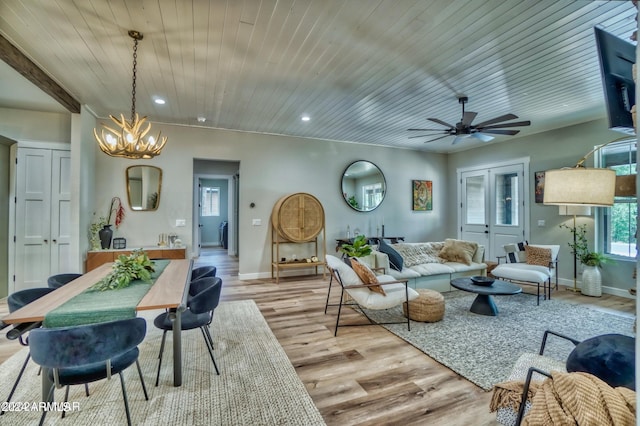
(561, 223, 611, 297)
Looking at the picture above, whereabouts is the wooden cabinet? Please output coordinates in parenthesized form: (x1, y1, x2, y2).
(85, 247, 186, 272)
(271, 193, 326, 283)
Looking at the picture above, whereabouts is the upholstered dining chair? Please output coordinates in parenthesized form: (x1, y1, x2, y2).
(2, 287, 56, 414)
(28, 317, 149, 426)
(491, 243, 559, 305)
(47, 273, 83, 289)
(191, 265, 217, 281)
(154, 276, 222, 386)
(324, 255, 419, 336)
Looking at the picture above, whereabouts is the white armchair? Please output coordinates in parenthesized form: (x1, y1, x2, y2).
(491, 243, 559, 305)
(324, 255, 419, 336)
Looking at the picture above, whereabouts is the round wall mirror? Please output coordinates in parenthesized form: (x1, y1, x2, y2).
(126, 165, 162, 211)
(341, 160, 386, 212)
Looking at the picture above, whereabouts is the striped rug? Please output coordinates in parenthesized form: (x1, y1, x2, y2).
(0, 300, 325, 425)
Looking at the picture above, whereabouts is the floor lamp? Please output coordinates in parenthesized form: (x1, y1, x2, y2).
(558, 205, 592, 292)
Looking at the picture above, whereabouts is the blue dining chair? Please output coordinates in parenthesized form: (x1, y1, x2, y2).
(154, 276, 222, 386)
(47, 273, 83, 289)
(2, 287, 55, 415)
(28, 317, 149, 426)
(191, 265, 217, 282)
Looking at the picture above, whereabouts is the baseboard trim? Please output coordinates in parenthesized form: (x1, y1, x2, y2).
(556, 277, 634, 299)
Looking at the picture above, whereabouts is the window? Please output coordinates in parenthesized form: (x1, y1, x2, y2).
(201, 186, 220, 217)
(599, 140, 637, 259)
(362, 183, 383, 210)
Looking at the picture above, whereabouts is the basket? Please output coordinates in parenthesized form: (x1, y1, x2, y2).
(403, 289, 445, 322)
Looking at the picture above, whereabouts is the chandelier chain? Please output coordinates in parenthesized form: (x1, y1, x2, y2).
(131, 37, 138, 122)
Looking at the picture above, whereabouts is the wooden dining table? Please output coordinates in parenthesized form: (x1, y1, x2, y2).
(0, 258, 193, 398)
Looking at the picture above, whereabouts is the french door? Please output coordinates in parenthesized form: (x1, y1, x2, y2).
(459, 162, 528, 261)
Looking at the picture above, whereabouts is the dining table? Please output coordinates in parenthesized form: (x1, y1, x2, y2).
(0, 258, 193, 399)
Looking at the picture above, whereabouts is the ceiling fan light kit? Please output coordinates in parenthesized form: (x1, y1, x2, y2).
(408, 96, 531, 145)
(94, 30, 168, 159)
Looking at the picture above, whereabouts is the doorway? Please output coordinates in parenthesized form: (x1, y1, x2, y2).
(192, 159, 240, 259)
(458, 158, 530, 261)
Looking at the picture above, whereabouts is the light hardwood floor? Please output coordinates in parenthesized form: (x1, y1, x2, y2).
(0, 248, 635, 425)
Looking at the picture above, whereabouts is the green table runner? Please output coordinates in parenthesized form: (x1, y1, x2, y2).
(43, 260, 170, 328)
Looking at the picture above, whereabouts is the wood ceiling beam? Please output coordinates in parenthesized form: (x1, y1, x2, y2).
(0, 34, 80, 113)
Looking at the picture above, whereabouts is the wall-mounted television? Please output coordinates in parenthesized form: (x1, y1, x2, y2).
(594, 26, 636, 135)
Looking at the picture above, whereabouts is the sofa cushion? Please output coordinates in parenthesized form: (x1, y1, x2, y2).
(447, 261, 487, 273)
(378, 239, 403, 271)
(504, 241, 528, 263)
(325, 255, 362, 286)
(438, 239, 478, 265)
(410, 262, 455, 276)
(346, 282, 419, 310)
(350, 257, 385, 295)
(525, 245, 551, 267)
(392, 243, 445, 267)
(491, 263, 550, 283)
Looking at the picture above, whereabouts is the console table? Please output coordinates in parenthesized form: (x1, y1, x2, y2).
(335, 236, 404, 251)
(85, 247, 186, 272)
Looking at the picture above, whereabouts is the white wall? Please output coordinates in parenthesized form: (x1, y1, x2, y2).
(448, 118, 635, 295)
(93, 124, 449, 277)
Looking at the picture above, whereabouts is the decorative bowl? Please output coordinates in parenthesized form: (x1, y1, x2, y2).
(470, 276, 495, 286)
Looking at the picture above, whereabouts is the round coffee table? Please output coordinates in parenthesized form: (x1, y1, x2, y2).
(450, 277, 522, 316)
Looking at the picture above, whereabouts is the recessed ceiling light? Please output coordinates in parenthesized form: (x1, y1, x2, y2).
(154, 97, 166, 105)
(301, 114, 310, 122)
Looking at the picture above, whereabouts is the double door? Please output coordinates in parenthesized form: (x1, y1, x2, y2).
(13, 147, 71, 292)
(459, 162, 528, 261)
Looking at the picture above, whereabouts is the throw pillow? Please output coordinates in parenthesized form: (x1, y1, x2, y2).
(350, 258, 386, 295)
(504, 241, 528, 263)
(378, 238, 404, 271)
(438, 239, 478, 265)
(392, 244, 444, 267)
(525, 245, 552, 267)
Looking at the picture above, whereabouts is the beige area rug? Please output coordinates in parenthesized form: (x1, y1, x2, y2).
(0, 300, 325, 425)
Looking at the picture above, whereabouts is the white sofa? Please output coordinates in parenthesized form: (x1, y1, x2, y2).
(366, 240, 487, 292)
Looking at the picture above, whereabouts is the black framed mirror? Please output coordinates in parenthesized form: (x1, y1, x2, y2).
(126, 165, 162, 211)
(341, 160, 386, 212)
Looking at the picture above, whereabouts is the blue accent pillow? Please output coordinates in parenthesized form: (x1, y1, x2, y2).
(378, 239, 403, 271)
(566, 334, 635, 390)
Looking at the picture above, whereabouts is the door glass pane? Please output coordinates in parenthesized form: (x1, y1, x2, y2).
(465, 175, 485, 225)
(495, 172, 519, 226)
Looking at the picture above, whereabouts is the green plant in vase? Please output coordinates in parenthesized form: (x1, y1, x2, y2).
(89, 216, 107, 250)
(559, 223, 612, 267)
(91, 249, 156, 291)
(339, 234, 372, 258)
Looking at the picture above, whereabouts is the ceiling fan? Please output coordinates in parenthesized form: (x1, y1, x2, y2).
(408, 96, 531, 145)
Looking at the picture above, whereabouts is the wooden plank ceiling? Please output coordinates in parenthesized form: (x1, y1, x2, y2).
(0, 0, 636, 152)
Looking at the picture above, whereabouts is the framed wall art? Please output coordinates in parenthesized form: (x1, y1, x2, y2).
(534, 171, 545, 203)
(412, 180, 432, 211)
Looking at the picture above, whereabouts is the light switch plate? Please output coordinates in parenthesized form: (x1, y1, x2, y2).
(252, 219, 262, 226)
(176, 219, 186, 227)
(537, 219, 545, 227)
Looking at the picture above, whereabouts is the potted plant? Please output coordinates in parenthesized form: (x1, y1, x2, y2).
(339, 235, 372, 265)
(560, 223, 612, 296)
(99, 197, 126, 249)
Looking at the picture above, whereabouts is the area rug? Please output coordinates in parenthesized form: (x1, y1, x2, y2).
(365, 291, 635, 391)
(0, 300, 325, 425)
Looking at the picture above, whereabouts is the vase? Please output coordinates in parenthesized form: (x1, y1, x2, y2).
(99, 224, 113, 250)
(581, 265, 602, 297)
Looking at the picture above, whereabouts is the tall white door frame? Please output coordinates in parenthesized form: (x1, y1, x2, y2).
(192, 173, 236, 258)
(457, 157, 530, 261)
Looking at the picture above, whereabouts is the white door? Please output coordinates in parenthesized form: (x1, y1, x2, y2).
(460, 163, 526, 261)
(14, 147, 71, 291)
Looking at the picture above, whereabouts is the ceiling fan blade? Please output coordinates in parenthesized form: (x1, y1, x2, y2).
(452, 136, 468, 145)
(427, 118, 455, 128)
(480, 129, 521, 136)
(471, 132, 494, 142)
(461, 111, 477, 126)
(422, 134, 452, 144)
(408, 128, 449, 131)
(409, 134, 442, 139)
(473, 113, 518, 128)
(478, 120, 531, 130)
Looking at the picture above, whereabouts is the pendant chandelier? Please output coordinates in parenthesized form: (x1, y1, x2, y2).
(94, 30, 167, 159)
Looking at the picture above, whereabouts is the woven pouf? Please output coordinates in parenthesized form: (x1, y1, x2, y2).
(403, 289, 444, 322)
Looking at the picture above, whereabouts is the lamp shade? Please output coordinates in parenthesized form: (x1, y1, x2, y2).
(543, 168, 616, 207)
